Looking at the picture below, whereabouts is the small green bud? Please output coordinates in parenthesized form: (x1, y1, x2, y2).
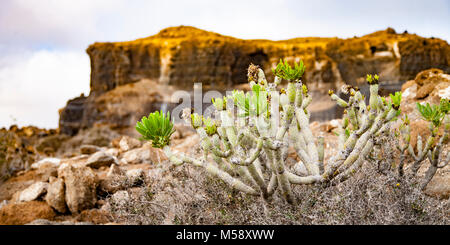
(191, 113, 203, 129)
(212, 97, 227, 111)
(203, 117, 217, 136)
(302, 84, 308, 94)
(367, 74, 379, 84)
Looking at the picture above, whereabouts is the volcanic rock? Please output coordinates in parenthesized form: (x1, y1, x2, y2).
(85, 151, 118, 169)
(119, 142, 167, 165)
(17, 181, 48, 202)
(45, 177, 67, 213)
(58, 164, 98, 213)
(119, 136, 142, 152)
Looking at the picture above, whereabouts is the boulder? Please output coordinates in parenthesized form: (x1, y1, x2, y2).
(416, 83, 436, 99)
(45, 177, 67, 213)
(119, 136, 142, 152)
(105, 148, 119, 157)
(400, 69, 450, 121)
(414, 68, 443, 86)
(424, 173, 450, 199)
(58, 164, 98, 213)
(18, 181, 48, 202)
(85, 151, 117, 169)
(433, 82, 450, 100)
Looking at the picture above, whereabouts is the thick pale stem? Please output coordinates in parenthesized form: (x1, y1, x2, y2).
(369, 84, 379, 111)
(163, 146, 184, 166)
(286, 171, 323, 184)
(421, 131, 448, 189)
(411, 135, 434, 174)
(334, 139, 374, 183)
(330, 94, 348, 108)
(324, 108, 394, 180)
(267, 173, 278, 196)
(317, 136, 324, 174)
(273, 148, 295, 204)
(295, 108, 320, 175)
(203, 164, 259, 195)
(164, 148, 259, 195)
(422, 150, 438, 190)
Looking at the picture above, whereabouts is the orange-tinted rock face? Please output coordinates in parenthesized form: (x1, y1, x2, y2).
(86, 26, 449, 94)
(59, 26, 450, 135)
(86, 26, 340, 94)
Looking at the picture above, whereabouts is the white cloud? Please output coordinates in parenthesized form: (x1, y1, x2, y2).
(0, 0, 122, 50)
(0, 50, 90, 129)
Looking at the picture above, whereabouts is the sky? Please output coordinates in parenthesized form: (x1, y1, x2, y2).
(0, 0, 449, 129)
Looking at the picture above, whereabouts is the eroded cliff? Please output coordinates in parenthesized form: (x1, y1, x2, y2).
(60, 26, 450, 135)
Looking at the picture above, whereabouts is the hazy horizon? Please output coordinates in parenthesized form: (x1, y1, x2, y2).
(1, 0, 449, 129)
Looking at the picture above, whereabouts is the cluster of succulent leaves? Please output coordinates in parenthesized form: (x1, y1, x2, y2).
(211, 97, 227, 111)
(189, 113, 218, 136)
(232, 84, 269, 118)
(135, 110, 175, 148)
(203, 117, 217, 136)
(416, 99, 450, 127)
(272, 59, 305, 81)
(389, 92, 402, 109)
(366, 74, 379, 84)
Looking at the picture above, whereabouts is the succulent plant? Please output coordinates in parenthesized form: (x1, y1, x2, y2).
(396, 98, 449, 189)
(135, 110, 175, 148)
(137, 59, 404, 204)
(272, 59, 305, 81)
(416, 99, 449, 127)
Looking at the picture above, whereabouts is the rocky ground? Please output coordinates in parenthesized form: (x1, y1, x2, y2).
(0, 121, 448, 224)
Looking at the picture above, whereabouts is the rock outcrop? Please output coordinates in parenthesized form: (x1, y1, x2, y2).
(85, 26, 449, 92)
(401, 68, 450, 117)
(59, 26, 450, 135)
